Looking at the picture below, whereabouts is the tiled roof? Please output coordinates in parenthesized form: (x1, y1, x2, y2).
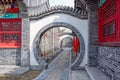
(29, 5, 88, 19)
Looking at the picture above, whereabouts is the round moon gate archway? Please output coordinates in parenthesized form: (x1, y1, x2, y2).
(32, 22, 85, 69)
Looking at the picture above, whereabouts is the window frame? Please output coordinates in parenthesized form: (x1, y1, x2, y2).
(0, 18, 22, 48)
(109, 21, 115, 35)
(98, 0, 120, 46)
(103, 20, 116, 37)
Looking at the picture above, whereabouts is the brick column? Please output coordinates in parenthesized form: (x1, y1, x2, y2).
(21, 18, 30, 66)
(85, 0, 98, 66)
(18, 0, 30, 67)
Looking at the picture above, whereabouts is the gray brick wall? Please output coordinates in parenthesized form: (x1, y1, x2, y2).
(85, 0, 98, 66)
(0, 49, 21, 65)
(18, 0, 30, 67)
(21, 18, 30, 67)
(98, 46, 120, 80)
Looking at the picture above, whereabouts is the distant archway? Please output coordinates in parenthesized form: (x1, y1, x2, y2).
(59, 35, 73, 48)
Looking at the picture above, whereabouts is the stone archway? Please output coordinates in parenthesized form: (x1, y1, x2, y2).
(32, 22, 85, 69)
(59, 35, 73, 48)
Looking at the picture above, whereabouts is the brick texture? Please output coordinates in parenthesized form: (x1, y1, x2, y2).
(0, 49, 21, 65)
(98, 46, 120, 80)
(85, 0, 98, 66)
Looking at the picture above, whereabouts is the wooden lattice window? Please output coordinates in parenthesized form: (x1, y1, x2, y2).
(12, 22, 21, 31)
(110, 21, 115, 34)
(104, 24, 109, 36)
(98, 0, 120, 46)
(0, 18, 21, 48)
(103, 20, 116, 36)
(103, 0, 116, 20)
(12, 34, 21, 42)
(1, 34, 10, 42)
(1, 22, 10, 31)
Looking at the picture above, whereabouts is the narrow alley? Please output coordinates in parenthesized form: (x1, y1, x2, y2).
(34, 48, 90, 80)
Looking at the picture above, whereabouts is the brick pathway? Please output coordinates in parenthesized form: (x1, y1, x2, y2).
(35, 49, 70, 80)
(35, 48, 90, 80)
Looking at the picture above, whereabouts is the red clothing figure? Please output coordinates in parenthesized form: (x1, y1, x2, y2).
(73, 37, 80, 54)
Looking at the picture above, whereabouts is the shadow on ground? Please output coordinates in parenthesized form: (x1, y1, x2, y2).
(0, 70, 41, 80)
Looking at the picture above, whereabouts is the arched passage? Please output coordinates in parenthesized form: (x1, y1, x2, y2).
(30, 9, 89, 69)
(59, 35, 73, 48)
(61, 37, 73, 47)
(32, 22, 85, 69)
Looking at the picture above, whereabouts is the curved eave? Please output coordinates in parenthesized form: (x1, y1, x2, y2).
(29, 6, 88, 20)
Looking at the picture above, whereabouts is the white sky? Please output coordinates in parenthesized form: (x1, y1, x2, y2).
(49, 0, 74, 7)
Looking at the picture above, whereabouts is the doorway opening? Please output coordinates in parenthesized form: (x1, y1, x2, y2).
(33, 22, 85, 69)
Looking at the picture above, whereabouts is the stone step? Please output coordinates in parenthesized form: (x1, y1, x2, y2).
(0, 65, 29, 75)
(85, 65, 110, 80)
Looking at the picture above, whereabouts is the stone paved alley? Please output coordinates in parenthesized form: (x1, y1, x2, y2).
(34, 49, 90, 80)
